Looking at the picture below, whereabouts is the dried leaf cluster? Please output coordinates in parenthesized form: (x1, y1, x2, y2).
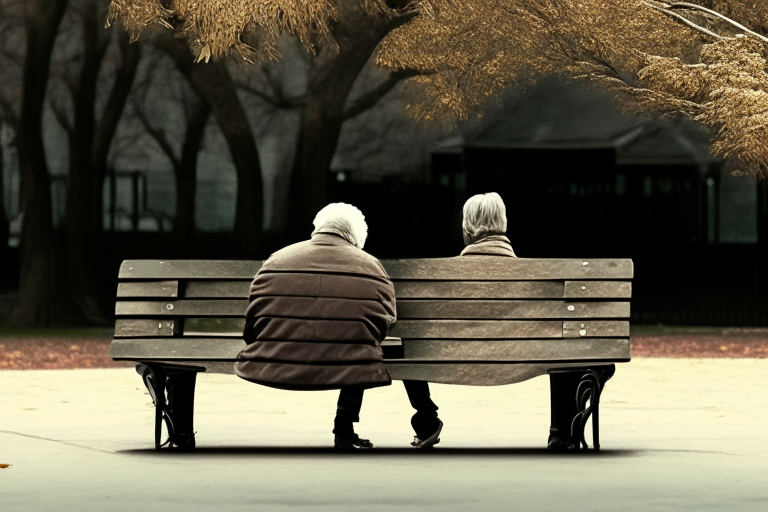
(106, 0, 451, 62)
(378, 0, 768, 178)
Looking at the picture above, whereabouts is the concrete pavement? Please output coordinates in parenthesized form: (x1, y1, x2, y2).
(1, 358, 766, 511)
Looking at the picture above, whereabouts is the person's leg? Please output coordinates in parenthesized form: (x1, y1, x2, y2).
(333, 387, 364, 436)
(333, 387, 373, 448)
(166, 371, 197, 448)
(403, 380, 441, 445)
(548, 372, 580, 449)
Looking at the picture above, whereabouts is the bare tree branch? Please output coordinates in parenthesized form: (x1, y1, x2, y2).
(132, 101, 179, 168)
(642, 1, 723, 39)
(382, 9, 420, 33)
(665, 2, 768, 43)
(343, 68, 421, 120)
(50, 97, 74, 134)
(234, 77, 305, 108)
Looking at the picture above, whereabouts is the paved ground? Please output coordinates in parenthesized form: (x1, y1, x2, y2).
(1, 358, 766, 511)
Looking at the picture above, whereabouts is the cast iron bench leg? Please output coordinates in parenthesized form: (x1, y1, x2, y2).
(152, 366, 167, 449)
(136, 364, 173, 449)
(570, 369, 603, 451)
(137, 364, 203, 449)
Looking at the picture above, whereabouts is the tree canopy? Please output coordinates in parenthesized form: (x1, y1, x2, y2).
(378, 1, 768, 177)
(107, 0, 448, 61)
(108, 1, 768, 177)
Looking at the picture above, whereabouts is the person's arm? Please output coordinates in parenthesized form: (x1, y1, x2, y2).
(377, 279, 397, 342)
(242, 274, 261, 344)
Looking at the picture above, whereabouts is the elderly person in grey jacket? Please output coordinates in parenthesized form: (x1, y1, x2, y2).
(460, 192, 593, 449)
(238, 203, 442, 449)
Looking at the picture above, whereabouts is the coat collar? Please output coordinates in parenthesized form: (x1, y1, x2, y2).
(311, 231, 356, 247)
(460, 234, 516, 257)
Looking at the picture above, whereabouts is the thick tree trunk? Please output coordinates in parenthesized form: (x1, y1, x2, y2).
(759, 178, 768, 247)
(161, 36, 263, 256)
(92, 33, 141, 232)
(290, 4, 407, 231)
(172, 100, 210, 249)
(14, 0, 79, 326)
(65, 5, 108, 323)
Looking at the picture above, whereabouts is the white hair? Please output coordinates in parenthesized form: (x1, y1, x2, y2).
(312, 203, 368, 249)
(462, 192, 507, 244)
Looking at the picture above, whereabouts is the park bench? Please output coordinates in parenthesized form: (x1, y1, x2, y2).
(111, 257, 632, 450)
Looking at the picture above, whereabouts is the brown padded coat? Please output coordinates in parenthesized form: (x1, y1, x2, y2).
(235, 233, 396, 390)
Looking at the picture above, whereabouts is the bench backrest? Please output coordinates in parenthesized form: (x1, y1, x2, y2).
(112, 258, 631, 371)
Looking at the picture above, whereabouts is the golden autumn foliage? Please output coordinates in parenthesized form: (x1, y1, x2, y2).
(106, 0, 452, 62)
(377, 0, 768, 177)
(107, 0, 768, 177)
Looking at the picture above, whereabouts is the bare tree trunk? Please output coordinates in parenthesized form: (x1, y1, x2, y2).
(290, 4, 412, 231)
(65, 4, 108, 323)
(160, 36, 263, 256)
(173, 99, 210, 249)
(92, 33, 141, 232)
(14, 0, 80, 326)
(0, 142, 8, 262)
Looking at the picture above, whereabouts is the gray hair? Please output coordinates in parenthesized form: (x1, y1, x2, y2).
(312, 203, 368, 249)
(462, 192, 507, 244)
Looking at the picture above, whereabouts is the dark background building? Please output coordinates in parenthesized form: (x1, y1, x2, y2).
(2, 78, 765, 325)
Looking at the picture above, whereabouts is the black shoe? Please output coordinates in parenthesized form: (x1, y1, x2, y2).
(411, 419, 443, 448)
(168, 432, 196, 450)
(547, 435, 577, 451)
(334, 434, 374, 450)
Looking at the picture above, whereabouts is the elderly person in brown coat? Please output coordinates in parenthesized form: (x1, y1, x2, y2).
(460, 192, 607, 450)
(236, 203, 441, 449)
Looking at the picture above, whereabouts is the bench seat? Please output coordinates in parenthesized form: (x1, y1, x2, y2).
(112, 257, 631, 448)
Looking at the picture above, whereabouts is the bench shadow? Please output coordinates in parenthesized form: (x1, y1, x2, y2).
(119, 446, 639, 458)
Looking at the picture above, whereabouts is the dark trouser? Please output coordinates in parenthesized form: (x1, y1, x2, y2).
(403, 380, 440, 439)
(548, 372, 581, 441)
(166, 372, 197, 435)
(333, 380, 440, 439)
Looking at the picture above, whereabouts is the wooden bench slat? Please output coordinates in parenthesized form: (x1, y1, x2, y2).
(390, 320, 562, 338)
(564, 281, 632, 299)
(115, 279, 631, 301)
(562, 320, 629, 338)
(114, 317, 629, 339)
(110, 338, 627, 364)
(185, 281, 251, 298)
(397, 300, 630, 319)
(110, 338, 245, 360)
(394, 281, 565, 299)
(116, 281, 179, 298)
(115, 300, 249, 317)
(385, 362, 621, 386)
(116, 299, 628, 319)
(403, 338, 630, 360)
(119, 258, 633, 280)
(119, 260, 263, 279)
(115, 319, 178, 337)
(384, 258, 633, 280)
(183, 317, 245, 336)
